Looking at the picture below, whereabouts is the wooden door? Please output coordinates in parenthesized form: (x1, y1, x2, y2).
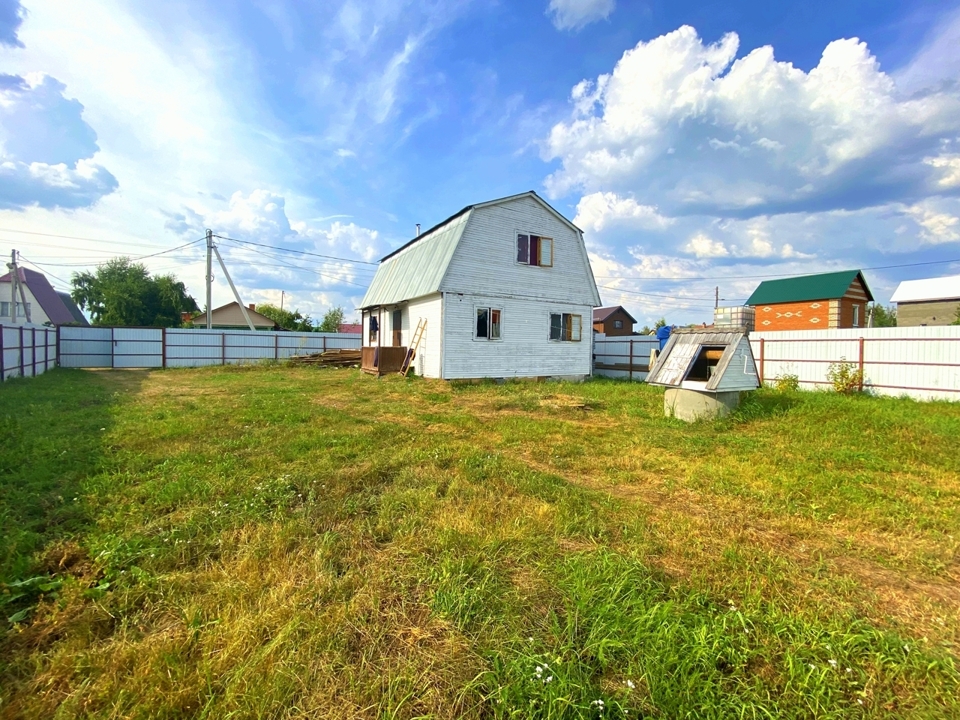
(392, 309, 402, 347)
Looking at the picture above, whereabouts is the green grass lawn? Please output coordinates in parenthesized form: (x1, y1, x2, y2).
(1, 366, 958, 719)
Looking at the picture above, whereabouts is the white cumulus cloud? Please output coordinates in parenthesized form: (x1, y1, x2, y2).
(574, 191, 673, 233)
(543, 25, 960, 216)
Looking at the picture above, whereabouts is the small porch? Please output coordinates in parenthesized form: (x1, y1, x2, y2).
(361, 346, 410, 376)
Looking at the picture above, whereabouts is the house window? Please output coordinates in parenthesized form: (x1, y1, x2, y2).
(614, 319, 623, 329)
(475, 308, 502, 340)
(852, 305, 860, 327)
(0, 301, 31, 317)
(516, 233, 553, 267)
(549, 313, 582, 342)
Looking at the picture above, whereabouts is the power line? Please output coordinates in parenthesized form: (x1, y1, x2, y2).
(592, 257, 960, 282)
(0, 226, 187, 251)
(214, 234, 379, 267)
(215, 245, 371, 288)
(17, 255, 71, 287)
(21, 239, 206, 267)
(218, 240, 377, 278)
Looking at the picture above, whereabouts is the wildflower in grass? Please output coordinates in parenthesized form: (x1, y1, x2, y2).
(846, 668, 852, 674)
(809, 663, 816, 670)
(625, 679, 635, 690)
(903, 644, 910, 653)
(828, 659, 837, 667)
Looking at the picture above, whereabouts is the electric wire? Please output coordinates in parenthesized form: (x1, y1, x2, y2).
(213, 234, 379, 267)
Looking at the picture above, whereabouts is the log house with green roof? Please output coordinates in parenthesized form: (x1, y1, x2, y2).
(746, 270, 873, 331)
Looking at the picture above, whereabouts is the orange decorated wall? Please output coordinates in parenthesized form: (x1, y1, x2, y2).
(754, 301, 831, 331)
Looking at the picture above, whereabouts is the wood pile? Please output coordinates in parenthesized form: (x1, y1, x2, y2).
(288, 349, 362, 367)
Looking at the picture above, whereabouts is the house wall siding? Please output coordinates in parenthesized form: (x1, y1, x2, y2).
(406, 294, 443, 378)
(0, 283, 49, 325)
(442, 293, 593, 379)
(754, 301, 831, 331)
(897, 300, 960, 326)
(440, 196, 600, 307)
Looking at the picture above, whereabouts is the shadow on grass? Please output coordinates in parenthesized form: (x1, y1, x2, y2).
(731, 389, 801, 421)
(0, 370, 145, 596)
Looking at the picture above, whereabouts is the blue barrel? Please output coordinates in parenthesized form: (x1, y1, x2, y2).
(656, 325, 672, 350)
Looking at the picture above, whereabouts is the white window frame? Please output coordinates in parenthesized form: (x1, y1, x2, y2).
(474, 306, 503, 341)
(852, 304, 860, 328)
(516, 232, 553, 268)
(549, 312, 582, 342)
(613, 319, 623, 329)
(0, 301, 31, 318)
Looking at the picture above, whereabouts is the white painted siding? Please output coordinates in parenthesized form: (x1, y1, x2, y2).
(440, 195, 600, 307)
(442, 293, 592, 379)
(406, 294, 443, 378)
(714, 337, 760, 392)
(0, 283, 49, 325)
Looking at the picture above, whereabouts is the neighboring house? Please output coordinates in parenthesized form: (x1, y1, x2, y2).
(593, 306, 636, 336)
(0, 268, 89, 326)
(338, 323, 362, 334)
(204, 302, 281, 330)
(359, 191, 601, 380)
(746, 270, 873, 331)
(890, 274, 960, 326)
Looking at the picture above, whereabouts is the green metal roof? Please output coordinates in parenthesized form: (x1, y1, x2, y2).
(359, 210, 472, 308)
(746, 270, 873, 306)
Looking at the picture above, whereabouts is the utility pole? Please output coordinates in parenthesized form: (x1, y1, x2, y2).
(205, 229, 213, 329)
(715, 286, 719, 310)
(7, 250, 31, 324)
(280, 290, 285, 312)
(212, 244, 257, 331)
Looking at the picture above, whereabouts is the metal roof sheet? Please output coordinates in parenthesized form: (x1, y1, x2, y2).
(359, 210, 471, 308)
(647, 330, 749, 388)
(0, 267, 80, 325)
(593, 306, 637, 323)
(890, 275, 960, 303)
(746, 270, 873, 306)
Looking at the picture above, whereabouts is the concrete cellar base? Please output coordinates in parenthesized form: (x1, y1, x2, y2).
(664, 388, 741, 422)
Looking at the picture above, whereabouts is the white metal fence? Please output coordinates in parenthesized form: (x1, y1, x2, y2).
(594, 334, 660, 381)
(58, 327, 362, 369)
(1, 323, 57, 381)
(750, 326, 960, 401)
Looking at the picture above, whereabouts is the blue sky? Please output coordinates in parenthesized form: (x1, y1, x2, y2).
(1, 0, 958, 325)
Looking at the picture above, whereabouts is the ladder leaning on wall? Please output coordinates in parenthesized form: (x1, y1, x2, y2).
(401, 318, 426, 377)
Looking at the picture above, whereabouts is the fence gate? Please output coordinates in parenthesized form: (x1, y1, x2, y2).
(112, 328, 163, 368)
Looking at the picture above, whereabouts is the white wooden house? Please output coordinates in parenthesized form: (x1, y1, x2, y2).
(359, 191, 601, 380)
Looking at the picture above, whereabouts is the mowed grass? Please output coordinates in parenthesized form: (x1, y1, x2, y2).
(1, 366, 958, 719)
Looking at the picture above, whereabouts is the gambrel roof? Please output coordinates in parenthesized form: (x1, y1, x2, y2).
(360, 191, 591, 309)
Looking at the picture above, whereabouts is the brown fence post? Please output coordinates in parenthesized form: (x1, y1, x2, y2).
(55, 325, 60, 368)
(0, 324, 4, 381)
(221, 332, 226, 365)
(858, 337, 865, 392)
(32, 327, 37, 376)
(628, 339, 633, 381)
(161, 327, 167, 369)
(111, 327, 115, 369)
(274, 333, 279, 360)
(19, 326, 24, 377)
(759, 338, 765, 384)
(323, 335, 327, 352)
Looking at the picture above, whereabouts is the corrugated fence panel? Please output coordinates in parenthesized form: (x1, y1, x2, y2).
(114, 328, 162, 368)
(751, 327, 960, 401)
(1, 324, 57, 380)
(593, 335, 660, 382)
(59, 326, 112, 368)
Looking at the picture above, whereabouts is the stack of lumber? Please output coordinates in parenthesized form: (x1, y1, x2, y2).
(288, 349, 362, 367)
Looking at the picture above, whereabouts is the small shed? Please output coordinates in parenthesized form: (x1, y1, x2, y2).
(647, 328, 759, 421)
(890, 274, 960, 326)
(593, 306, 636, 336)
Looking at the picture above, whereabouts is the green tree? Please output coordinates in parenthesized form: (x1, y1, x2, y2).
(255, 303, 314, 332)
(869, 303, 897, 327)
(952, 304, 960, 326)
(318, 306, 345, 333)
(653, 317, 667, 330)
(71, 258, 198, 327)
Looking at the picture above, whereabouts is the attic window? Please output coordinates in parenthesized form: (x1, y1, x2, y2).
(550, 313, 581, 342)
(685, 346, 725, 382)
(614, 319, 623, 329)
(517, 234, 553, 267)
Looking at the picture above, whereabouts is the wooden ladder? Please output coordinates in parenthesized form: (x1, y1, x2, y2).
(401, 318, 426, 376)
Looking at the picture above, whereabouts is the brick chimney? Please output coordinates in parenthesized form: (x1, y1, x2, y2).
(248, 303, 256, 311)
